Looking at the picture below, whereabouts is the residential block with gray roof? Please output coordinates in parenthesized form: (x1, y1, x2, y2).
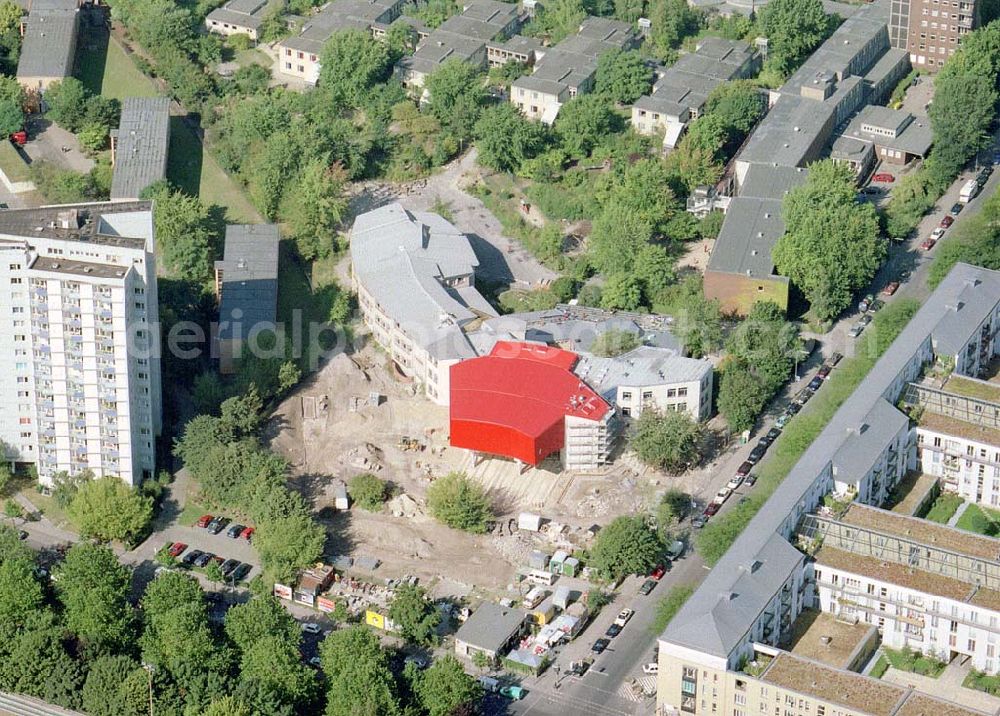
(16, 0, 79, 91)
(831, 104, 932, 178)
(110, 97, 171, 201)
(350, 202, 497, 405)
(511, 16, 638, 124)
(656, 263, 1000, 715)
(205, 0, 271, 40)
(631, 37, 760, 149)
(214, 224, 280, 374)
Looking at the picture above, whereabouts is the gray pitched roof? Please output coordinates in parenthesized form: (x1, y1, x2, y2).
(454, 602, 525, 652)
(660, 263, 1000, 660)
(110, 97, 171, 201)
(350, 203, 495, 362)
(216, 224, 280, 342)
(16, 2, 77, 82)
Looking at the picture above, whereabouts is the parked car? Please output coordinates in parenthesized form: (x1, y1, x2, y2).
(817, 365, 831, 380)
(794, 389, 813, 406)
(848, 322, 866, 338)
(703, 503, 721, 517)
(859, 313, 873, 326)
(638, 579, 657, 596)
(230, 563, 252, 582)
(615, 609, 635, 627)
(940, 215, 954, 228)
(206, 517, 230, 535)
(868, 299, 884, 312)
(736, 460, 754, 477)
(193, 552, 214, 568)
(226, 523, 245, 538)
(727, 475, 743, 490)
(692, 516, 706, 529)
(167, 542, 187, 558)
(182, 549, 204, 566)
(872, 172, 894, 183)
(591, 638, 611, 653)
(786, 402, 801, 416)
(404, 654, 429, 669)
(240, 526, 254, 541)
(882, 281, 900, 296)
(500, 685, 526, 700)
(713, 488, 731, 505)
(920, 237, 937, 251)
(807, 376, 823, 392)
(643, 662, 659, 675)
(830, 352, 843, 365)
(931, 227, 946, 240)
(951, 202, 964, 216)
(220, 558, 240, 576)
(775, 414, 791, 429)
(744, 474, 757, 487)
(605, 623, 623, 638)
(567, 660, 591, 676)
(196, 514, 214, 528)
(301, 623, 322, 635)
(858, 294, 874, 313)
(650, 564, 666, 581)
(748, 443, 767, 463)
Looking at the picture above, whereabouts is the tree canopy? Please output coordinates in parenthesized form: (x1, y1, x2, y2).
(348, 473, 389, 512)
(67, 476, 153, 544)
(54, 543, 134, 655)
(630, 409, 704, 472)
(473, 103, 547, 173)
(319, 29, 393, 106)
(596, 49, 653, 104)
(589, 515, 664, 581)
(321, 626, 400, 716)
(758, 0, 835, 80)
(426, 472, 493, 533)
(388, 584, 441, 645)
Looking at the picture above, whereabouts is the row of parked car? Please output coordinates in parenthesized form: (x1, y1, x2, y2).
(695, 355, 843, 527)
(165, 540, 253, 582)
(196, 514, 255, 541)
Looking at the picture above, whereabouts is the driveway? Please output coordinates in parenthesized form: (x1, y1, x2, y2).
(21, 116, 93, 174)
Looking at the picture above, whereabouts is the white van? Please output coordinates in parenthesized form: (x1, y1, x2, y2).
(477, 676, 500, 693)
(523, 586, 547, 608)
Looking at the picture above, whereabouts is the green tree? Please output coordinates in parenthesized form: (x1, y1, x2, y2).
(704, 80, 766, 135)
(630, 409, 704, 472)
(758, 0, 834, 79)
(588, 203, 654, 276)
(426, 472, 493, 533)
(348, 473, 389, 512)
(556, 94, 618, 158)
(67, 476, 153, 543)
(219, 385, 264, 439)
(589, 515, 664, 581)
(726, 300, 800, 393)
(0, 611, 75, 699)
(528, 0, 586, 43)
(718, 360, 768, 433)
(596, 49, 653, 104)
(672, 278, 722, 358)
(388, 584, 441, 645)
(590, 329, 640, 357)
(774, 160, 884, 320)
(321, 626, 400, 716)
(45, 78, 90, 132)
(77, 123, 109, 154)
(0, 523, 30, 564)
(600, 273, 643, 310)
(225, 595, 301, 654)
(0, 2, 21, 74)
(0, 95, 21, 137)
(145, 183, 218, 283)
(413, 655, 481, 716)
(473, 102, 547, 173)
(202, 697, 254, 716)
(320, 30, 393, 106)
(647, 0, 701, 59)
(54, 543, 133, 654)
(0, 556, 43, 626)
(282, 159, 347, 260)
(426, 59, 487, 140)
(656, 489, 690, 539)
(240, 635, 318, 709)
(254, 512, 327, 583)
(81, 654, 147, 716)
(3, 498, 22, 523)
(192, 371, 227, 415)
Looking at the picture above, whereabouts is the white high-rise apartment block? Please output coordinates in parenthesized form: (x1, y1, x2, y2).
(0, 202, 162, 487)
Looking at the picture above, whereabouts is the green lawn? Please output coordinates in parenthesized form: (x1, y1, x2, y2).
(16, 485, 72, 531)
(883, 647, 946, 677)
(922, 492, 964, 524)
(965, 669, 1000, 695)
(77, 31, 261, 224)
(955, 502, 1000, 536)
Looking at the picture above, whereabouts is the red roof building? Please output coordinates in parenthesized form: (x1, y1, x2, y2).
(449, 341, 615, 468)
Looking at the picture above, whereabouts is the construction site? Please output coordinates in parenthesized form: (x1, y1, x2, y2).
(265, 341, 698, 594)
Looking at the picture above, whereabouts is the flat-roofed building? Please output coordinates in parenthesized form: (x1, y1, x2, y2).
(205, 0, 270, 40)
(831, 105, 932, 178)
(0, 202, 161, 486)
(16, 0, 79, 92)
(889, 0, 979, 72)
(214, 224, 280, 374)
(110, 97, 171, 201)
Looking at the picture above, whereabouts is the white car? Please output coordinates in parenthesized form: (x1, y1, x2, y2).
(931, 227, 946, 240)
(713, 488, 731, 505)
(726, 476, 743, 490)
(643, 662, 659, 675)
(615, 608, 635, 627)
(300, 623, 322, 634)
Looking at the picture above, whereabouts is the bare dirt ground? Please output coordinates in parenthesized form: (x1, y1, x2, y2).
(265, 340, 715, 596)
(676, 237, 715, 273)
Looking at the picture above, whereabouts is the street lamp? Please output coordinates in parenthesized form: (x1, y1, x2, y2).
(142, 663, 155, 716)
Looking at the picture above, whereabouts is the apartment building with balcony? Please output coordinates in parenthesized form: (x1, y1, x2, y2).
(805, 503, 1000, 674)
(889, 0, 978, 71)
(656, 262, 1000, 716)
(0, 202, 161, 487)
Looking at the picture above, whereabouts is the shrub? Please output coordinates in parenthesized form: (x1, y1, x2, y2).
(347, 473, 388, 512)
(426, 472, 493, 534)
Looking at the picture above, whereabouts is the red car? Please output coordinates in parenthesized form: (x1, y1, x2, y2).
(240, 526, 254, 541)
(736, 460, 754, 478)
(167, 542, 187, 558)
(920, 237, 937, 251)
(872, 173, 895, 183)
(650, 565, 666, 581)
(882, 281, 900, 296)
(9, 130, 26, 147)
(196, 514, 214, 528)
(703, 502, 721, 517)
(940, 216, 954, 228)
